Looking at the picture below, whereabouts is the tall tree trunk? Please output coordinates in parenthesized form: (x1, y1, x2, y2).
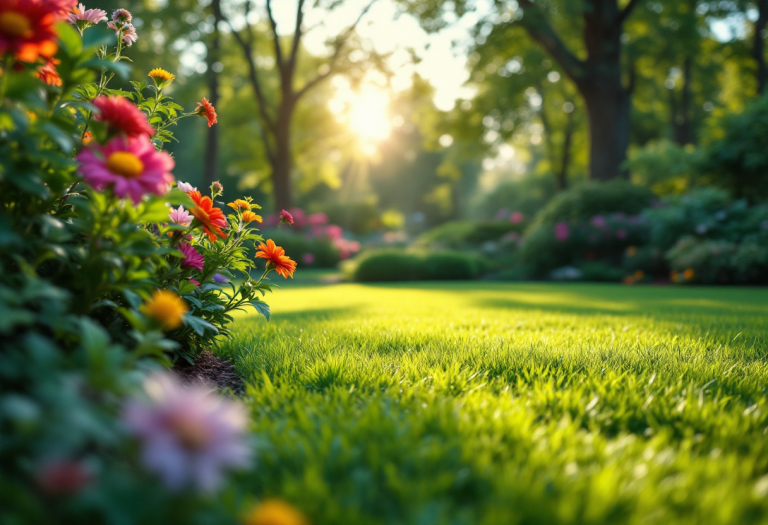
(203, 0, 222, 188)
(754, 0, 768, 95)
(272, 101, 294, 210)
(557, 110, 575, 190)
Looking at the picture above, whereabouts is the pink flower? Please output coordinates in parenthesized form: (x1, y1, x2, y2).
(35, 460, 91, 496)
(554, 222, 570, 241)
(308, 213, 328, 226)
(302, 252, 315, 265)
(509, 212, 524, 224)
(93, 95, 155, 138)
(111, 8, 132, 24)
(178, 242, 204, 272)
(279, 209, 294, 225)
(325, 224, 343, 240)
(189, 278, 200, 287)
(176, 181, 197, 193)
(107, 20, 138, 45)
(77, 136, 174, 204)
(288, 207, 305, 227)
(122, 373, 251, 493)
(169, 205, 192, 227)
(67, 3, 107, 25)
(591, 215, 606, 228)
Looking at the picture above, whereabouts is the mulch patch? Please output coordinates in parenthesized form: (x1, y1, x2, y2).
(173, 350, 245, 395)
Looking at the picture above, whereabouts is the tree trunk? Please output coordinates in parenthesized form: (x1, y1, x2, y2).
(754, 0, 768, 95)
(271, 101, 294, 210)
(203, 0, 222, 188)
(557, 110, 575, 190)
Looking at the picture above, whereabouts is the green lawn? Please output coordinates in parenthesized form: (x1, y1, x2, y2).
(220, 282, 768, 525)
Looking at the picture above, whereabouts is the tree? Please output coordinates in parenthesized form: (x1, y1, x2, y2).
(203, 0, 223, 187)
(223, 0, 377, 210)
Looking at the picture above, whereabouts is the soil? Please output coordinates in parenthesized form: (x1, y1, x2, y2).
(173, 350, 245, 395)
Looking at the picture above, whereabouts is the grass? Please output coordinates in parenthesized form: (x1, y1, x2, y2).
(220, 282, 768, 525)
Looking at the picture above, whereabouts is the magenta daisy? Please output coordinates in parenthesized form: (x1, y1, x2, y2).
(122, 373, 251, 492)
(169, 206, 192, 227)
(67, 3, 107, 25)
(77, 136, 174, 204)
(178, 242, 204, 272)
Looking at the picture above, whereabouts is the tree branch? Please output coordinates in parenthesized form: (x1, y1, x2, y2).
(265, 0, 285, 70)
(294, 0, 378, 99)
(617, 0, 642, 25)
(224, 16, 276, 133)
(287, 0, 306, 79)
(518, 0, 585, 84)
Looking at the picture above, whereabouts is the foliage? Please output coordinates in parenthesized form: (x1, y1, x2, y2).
(472, 174, 556, 221)
(415, 220, 522, 250)
(626, 140, 699, 195)
(350, 250, 488, 282)
(698, 95, 768, 199)
(528, 181, 655, 228)
(0, 9, 291, 522)
(221, 282, 768, 525)
(268, 231, 341, 268)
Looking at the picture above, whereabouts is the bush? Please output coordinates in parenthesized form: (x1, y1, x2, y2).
(473, 174, 556, 220)
(626, 140, 699, 195)
(415, 220, 522, 250)
(529, 181, 655, 228)
(267, 232, 340, 268)
(667, 237, 768, 284)
(351, 250, 488, 282)
(699, 95, 768, 200)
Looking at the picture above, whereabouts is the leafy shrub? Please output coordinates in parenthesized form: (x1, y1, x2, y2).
(529, 181, 655, 228)
(267, 231, 340, 268)
(473, 174, 556, 220)
(415, 220, 522, 250)
(0, 10, 294, 523)
(626, 140, 699, 195)
(667, 237, 768, 284)
(699, 95, 768, 200)
(351, 250, 488, 282)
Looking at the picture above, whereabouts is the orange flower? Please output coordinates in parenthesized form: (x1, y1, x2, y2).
(82, 131, 93, 145)
(242, 211, 262, 224)
(0, 0, 60, 63)
(188, 190, 228, 242)
(228, 199, 250, 211)
(195, 97, 217, 127)
(683, 268, 695, 281)
(36, 58, 61, 86)
(243, 499, 308, 525)
(255, 239, 296, 279)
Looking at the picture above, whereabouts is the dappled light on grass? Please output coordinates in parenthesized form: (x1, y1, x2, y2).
(219, 283, 768, 524)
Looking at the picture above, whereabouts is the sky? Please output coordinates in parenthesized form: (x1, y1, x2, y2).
(270, 0, 484, 111)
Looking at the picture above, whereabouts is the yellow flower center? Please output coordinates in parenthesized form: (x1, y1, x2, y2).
(0, 12, 32, 38)
(106, 152, 144, 178)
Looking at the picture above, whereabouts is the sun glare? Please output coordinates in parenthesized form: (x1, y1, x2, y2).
(348, 90, 392, 147)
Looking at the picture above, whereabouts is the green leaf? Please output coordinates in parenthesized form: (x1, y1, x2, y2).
(56, 22, 82, 58)
(251, 300, 270, 321)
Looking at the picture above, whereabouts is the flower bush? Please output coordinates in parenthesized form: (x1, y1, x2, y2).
(0, 4, 297, 521)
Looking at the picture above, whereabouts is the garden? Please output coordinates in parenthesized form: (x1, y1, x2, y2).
(1, 1, 767, 524)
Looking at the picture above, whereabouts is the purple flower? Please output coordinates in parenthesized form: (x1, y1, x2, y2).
(122, 373, 251, 493)
(591, 215, 606, 228)
(616, 229, 627, 240)
(169, 205, 192, 227)
(177, 181, 197, 193)
(554, 222, 570, 241)
(213, 273, 229, 284)
(178, 242, 204, 272)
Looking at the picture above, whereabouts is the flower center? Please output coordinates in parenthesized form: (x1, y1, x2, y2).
(167, 415, 212, 451)
(106, 152, 144, 178)
(0, 12, 32, 38)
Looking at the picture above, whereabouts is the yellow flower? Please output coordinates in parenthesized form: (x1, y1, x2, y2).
(243, 500, 308, 525)
(242, 211, 262, 224)
(626, 245, 637, 257)
(141, 290, 187, 330)
(148, 68, 175, 85)
(228, 199, 251, 211)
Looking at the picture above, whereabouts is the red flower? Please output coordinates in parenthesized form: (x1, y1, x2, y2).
(255, 239, 296, 279)
(195, 97, 217, 127)
(36, 460, 90, 497)
(36, 57, 61, 86)
(0, 0, 60, 63)
(279, 209, 294, 225)
(188, 190, 227, 242)
(93, 95, 155, 138)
